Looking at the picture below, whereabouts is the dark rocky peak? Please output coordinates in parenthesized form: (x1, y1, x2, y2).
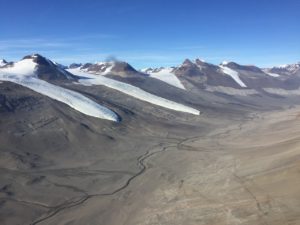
(174, 59, 203, 77)
(81, 63, 93, 70)
(22, 54, 77, 81)
(221, 61, 262, 73)
(23, 54, 54, 67)
(182, 59, 195, 66)
(195, 58, 206, 66)
(0, 59, 7, 64)
(53, 62, 67, 70)
(195, 58, 220, 70)
(111, 61, 137, 73)
(79, 60, 145, 78)
(69, 63, 82, 69)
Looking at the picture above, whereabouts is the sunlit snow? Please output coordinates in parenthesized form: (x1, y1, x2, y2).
(0, 60, 7, 67)
(219, 65, 247, 88)
(0, 59, 119, 121)
(265, 72, 280, 77)
(146, 68, 186, 90)
(68, 69, 200, 115)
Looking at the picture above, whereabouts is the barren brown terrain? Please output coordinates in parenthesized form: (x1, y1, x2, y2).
(2, 98, 299, 225)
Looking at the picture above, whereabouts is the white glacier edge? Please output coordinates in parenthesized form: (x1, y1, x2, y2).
(147, 68, 186, 90)
(68, 69, 200, 115)
(0, 59, 119, 121)
(219, 65, 247, 88)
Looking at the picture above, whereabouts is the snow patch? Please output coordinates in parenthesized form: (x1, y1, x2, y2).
(82, 62, 114, 75)
(102, 63, 113, 75)
(0, 60, 7, 67)
(278, 64, 288, 68)
(264, 72, 280, 77)
(221, 61, 229, 65)
(68, 69, 200, 115)
(141, 68, 153, 73)
(1, 59, 37, 77)
(219, 65, 247, 88)
(147, 68, 185, 90)
(272, 63, 300, 73)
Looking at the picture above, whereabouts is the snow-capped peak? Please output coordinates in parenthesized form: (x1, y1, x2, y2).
(0, 59, 8, 67)
(77, 60, 140, 78)
(69, 63, 82, 69)
(195, 58, 205, 63)
(274, 62, 300, 69)
(182, 59, 194, 66)
(30, 54, 39, 58)
(275, 64, 296, 70)
(96, 61, 114, 65)
(270, 62, 300, 75)
(221, 61, 230, 66)
(0, 57, 119, 121)
(23, 54, 53, 66)
(140, 68, 154, 73)
(277, 64, 289, 69)
(80, 61, 114, 75)
(1, 58, 37, 77)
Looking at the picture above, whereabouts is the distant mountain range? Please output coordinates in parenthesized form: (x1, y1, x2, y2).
(66, 58, 300, 91)
(0, 54, 201, 121)
(0, 54, 300, 107)
(71, 60, 144, 78)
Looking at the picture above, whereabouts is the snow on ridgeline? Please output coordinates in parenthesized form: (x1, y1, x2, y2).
(0, 58, 119, 121)
(0, 59, 7, 67)
(142, 67, 186, 90)
(68, 69, 200, 115)
(263, 71, 280, 77)
(219, 65, 247, 88)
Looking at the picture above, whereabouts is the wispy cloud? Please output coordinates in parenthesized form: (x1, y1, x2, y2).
(0, 39, 69, 50)
(0, 34, 117, 51)
(0, 34, 118, 62)
(3, 35, 294, 69)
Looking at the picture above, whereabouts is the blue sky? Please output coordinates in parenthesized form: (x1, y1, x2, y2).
(0, 0, 299, 68)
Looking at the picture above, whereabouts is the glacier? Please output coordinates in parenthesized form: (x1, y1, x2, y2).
(68, 69, 200, 115)
(0, 59, 119, 121)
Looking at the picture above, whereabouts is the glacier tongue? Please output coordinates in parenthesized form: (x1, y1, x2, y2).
(68, 69, 200, 115)
(219, 65, 247, 88)
(0, 57, 200, 120)
(147, 68, 186, 90)
(0, 59, 119, 121)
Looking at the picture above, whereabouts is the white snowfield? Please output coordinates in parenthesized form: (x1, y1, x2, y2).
(265, 72, 280, 77)
(219, 65, 247, 88)
(146, 68, 186, 90)
(68, 69, 200, 115)
(0, 60, 7, 67)
(261, 68, 280, 77)
(220, 61, 230, 66)
(0, 59, 119, 121)
(272, 63, 300, 73)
